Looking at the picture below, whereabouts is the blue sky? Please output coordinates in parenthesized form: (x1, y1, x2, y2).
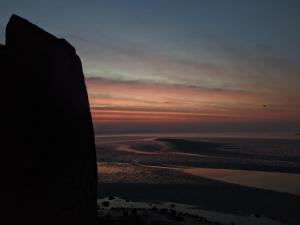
(1, 0, 300, 56)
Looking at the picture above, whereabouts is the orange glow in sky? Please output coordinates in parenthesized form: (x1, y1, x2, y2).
(86, 78, 300, 127)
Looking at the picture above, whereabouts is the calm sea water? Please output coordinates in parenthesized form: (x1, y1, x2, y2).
(96, 133, 300, 189)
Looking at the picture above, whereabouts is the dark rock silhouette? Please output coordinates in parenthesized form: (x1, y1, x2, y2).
(0, 15, 97, 225)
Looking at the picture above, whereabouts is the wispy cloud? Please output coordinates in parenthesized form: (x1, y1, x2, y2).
(86, 78, 300, 125)
(79, 35, 300, 96)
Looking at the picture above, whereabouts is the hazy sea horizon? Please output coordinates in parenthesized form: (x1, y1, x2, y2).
(95, 131, 300, 140)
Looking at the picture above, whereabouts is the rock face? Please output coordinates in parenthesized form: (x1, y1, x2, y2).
(0, 15, 97, 225)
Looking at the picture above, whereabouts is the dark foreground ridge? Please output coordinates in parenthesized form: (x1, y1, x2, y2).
(0, 15, 97, 225)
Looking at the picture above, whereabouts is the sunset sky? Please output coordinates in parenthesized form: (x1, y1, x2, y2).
(1, 0, 300, 134)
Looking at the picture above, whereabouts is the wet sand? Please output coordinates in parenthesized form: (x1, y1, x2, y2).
(97, 197, 284, 225)
(181, 167, 300, 196)
(98, 182, 300, 225)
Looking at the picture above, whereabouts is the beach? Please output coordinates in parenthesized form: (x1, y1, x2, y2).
(96, 134, 300, 225)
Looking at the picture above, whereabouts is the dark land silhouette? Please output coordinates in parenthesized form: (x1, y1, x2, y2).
(0, 15, 97, 225)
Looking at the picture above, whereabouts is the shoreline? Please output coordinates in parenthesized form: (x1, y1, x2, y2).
(97, 182, 300, 225)
(97, 196, 284, 225)
(99, 162, 300, 195)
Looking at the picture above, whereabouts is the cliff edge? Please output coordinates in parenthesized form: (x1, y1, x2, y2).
(0, 15, 97, 225)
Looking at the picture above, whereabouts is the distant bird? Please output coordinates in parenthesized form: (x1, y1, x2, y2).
(263, 104, 267, 108)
